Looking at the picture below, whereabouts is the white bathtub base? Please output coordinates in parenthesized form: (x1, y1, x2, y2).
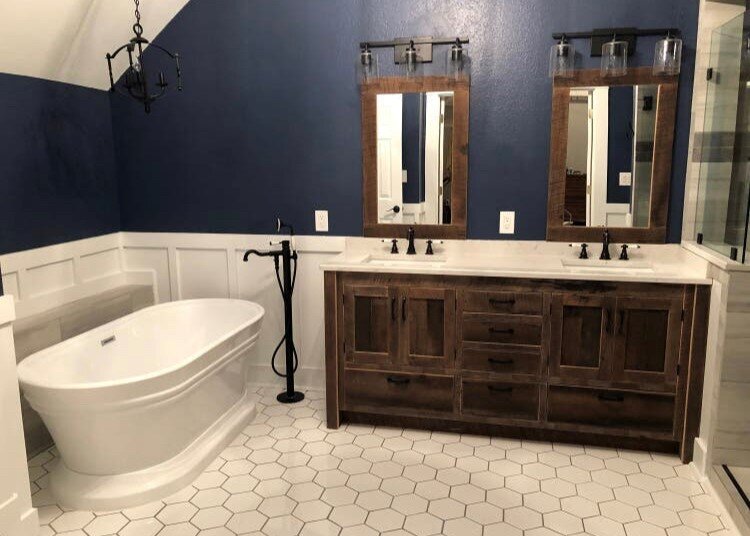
(49, 392, 257, 511)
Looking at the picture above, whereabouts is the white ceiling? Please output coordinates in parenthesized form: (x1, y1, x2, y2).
(0, 0, 190, 90)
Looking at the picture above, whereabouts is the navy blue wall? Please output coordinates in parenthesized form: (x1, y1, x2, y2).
(402, 93, 425, 204)
(0, 74, 119, 254)
(112, 0, 698, 241)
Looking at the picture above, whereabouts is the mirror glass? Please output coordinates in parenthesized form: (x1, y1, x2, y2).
(564, 84, 657, 228)
(376, 91, 454, 225)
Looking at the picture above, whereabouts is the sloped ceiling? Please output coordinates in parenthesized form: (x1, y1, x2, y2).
(0, 0, 190, 90)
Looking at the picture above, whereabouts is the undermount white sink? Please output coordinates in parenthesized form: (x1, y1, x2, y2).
(362, 255, 447, 268)
(561, 258, 654, 274)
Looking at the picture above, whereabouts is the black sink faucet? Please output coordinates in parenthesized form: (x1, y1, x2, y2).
(600, 228, 612, 260)
(406, 227, 417, 255)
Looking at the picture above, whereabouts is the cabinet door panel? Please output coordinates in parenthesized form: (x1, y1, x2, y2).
(550, 294, 615, 382)
(344, 285, 398, 365)
(402, 287, 456, 368)
(612, 297, 682, 389)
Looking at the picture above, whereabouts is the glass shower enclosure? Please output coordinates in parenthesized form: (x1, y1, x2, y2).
(695, 12, 750, 263)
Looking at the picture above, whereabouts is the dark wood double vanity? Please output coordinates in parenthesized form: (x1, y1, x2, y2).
(324, 272, 709, 463)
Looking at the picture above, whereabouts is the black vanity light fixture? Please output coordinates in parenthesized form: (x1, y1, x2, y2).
(357, 37, 470, 83)
(549, 28, 682, 78)
(106, 0, 182, 113)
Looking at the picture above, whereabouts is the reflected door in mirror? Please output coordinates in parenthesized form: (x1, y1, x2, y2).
(376, 91, 454, 225)
(564, 84, 657, 229)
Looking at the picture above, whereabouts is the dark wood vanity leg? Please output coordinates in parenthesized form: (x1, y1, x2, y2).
(324, 271, 340, 429)
(680, 285, 710, 463)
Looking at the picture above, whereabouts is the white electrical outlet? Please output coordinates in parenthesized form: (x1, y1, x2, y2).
(315, 210, 329, 232)
(619, 172, 632, 186)
(499, 211, 515, 234)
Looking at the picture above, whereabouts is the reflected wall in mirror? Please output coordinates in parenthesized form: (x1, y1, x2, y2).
(547, 67, 679, 244)
(564, 84, 657, 229)
(362, 76, 469, 239)
(376, 91, 454, 225)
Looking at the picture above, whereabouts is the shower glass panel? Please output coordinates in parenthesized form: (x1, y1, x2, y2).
(695, 12, 750, 263)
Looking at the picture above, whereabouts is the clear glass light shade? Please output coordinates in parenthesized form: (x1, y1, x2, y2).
(549, 41, 576, 78)
(653, 35, 683, 75)
(401, 46, 423, 77)
(446, 44, 471, 79)
(356, 49, 378, 84)
(601, 39, 628, 77)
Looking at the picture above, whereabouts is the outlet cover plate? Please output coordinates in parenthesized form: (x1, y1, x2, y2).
(315, 210, 329, 232)
(500, 211, 515, 235)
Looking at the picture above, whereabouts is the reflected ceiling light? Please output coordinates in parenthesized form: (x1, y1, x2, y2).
(106, 0, 182, 114)
(601, 35, 628, 77)
(549, 35, 576, 78)
(653, 32, 683, 75)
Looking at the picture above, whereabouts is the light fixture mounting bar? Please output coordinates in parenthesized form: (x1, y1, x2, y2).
(359, 37, 470, 65)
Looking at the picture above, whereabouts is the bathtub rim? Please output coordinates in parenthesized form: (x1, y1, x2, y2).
(17, 298, 265, 392)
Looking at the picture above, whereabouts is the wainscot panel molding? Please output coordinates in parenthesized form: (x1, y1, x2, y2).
(0, 234, 153, 320)
(0, 295, 39, 536)
(121, 233, 346, 389)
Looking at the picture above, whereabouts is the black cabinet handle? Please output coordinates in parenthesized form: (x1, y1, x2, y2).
(598, 392, 625, 402)
(604, 309, 612, 334)
(617, 310, 626, 335)
(488, 385, 513, 393)
(402, 297, 407, 322)
(387, 376, 410, 385)
(391, 297, 396, 320)
(489, 328, 514, 335)
(489, 298, 516, 306)
(488, 358, 515, 365)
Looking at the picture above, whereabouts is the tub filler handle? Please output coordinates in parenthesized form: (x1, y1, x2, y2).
(100, 335, 116, 346)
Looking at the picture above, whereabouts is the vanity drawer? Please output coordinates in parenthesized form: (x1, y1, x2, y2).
(462, 313, 542, 345)
(462, 343, 541, 376)
(462, 380, 540, 421)
(547, 386, 675, 434)
(344, 369, 454, 414)
(462, 291, 543, 315)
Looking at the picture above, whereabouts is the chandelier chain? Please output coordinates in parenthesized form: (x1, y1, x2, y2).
(134, 0, 141, 23)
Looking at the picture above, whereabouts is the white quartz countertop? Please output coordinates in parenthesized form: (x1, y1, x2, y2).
(319, 239, 714, 285)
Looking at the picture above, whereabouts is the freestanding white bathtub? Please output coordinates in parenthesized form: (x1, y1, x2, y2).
(17, 299, 264, 511)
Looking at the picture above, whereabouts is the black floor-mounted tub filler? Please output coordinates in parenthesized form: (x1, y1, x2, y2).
(243, 219, 304, 404)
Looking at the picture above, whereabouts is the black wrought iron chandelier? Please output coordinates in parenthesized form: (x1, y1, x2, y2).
(106, 0, 182, 113)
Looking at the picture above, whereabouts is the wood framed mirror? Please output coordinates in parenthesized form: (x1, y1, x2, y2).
(546, 67, 678, 243)
(361, 76, 469, 239)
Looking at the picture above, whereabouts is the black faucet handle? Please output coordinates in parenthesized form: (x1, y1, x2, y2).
(580, 243, 589, 259)
(391, 239, 399, 254)
(426, 240, 434, 255)
(619, 244, 629, 261)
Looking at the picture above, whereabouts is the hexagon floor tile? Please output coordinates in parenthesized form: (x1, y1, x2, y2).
(31, 386, 739, 535)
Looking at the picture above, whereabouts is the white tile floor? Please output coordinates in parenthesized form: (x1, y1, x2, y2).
(30, 386, 738, 536)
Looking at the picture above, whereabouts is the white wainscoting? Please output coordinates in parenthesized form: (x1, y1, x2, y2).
(121, 233, 346, 389)
(0, 234, 153, 320)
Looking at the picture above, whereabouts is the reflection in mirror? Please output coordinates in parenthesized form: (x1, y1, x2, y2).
(376, 92, 454, 225)
(564, 84, 657, 228)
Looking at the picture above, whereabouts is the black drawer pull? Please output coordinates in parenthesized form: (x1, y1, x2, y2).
(387, 376, 410, 385)
(391, 297, 396, 320)
(598, 393, 625, 402)
(488, 358, 515, 365)
(402, 297, 407, 322)
(489, 328, 515, 335)
(489, 298, 516, 306)
(488, 385, 513, 393)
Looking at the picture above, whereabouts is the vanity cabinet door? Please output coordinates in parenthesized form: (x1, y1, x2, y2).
(549, 294, 615, 383)
(610, 296, 682, 390)
(344, 285, 399, 366)
(400, 287, 456, 368)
